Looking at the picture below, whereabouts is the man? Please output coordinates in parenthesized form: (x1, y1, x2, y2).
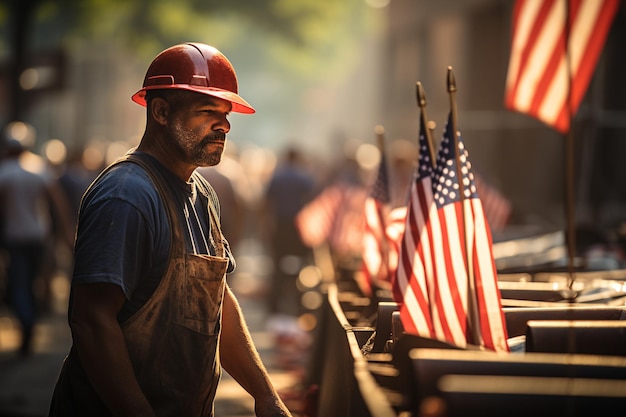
(0, 137, 73, 355)
(261, 146, 315, 316)
(49, 43, 292, 417)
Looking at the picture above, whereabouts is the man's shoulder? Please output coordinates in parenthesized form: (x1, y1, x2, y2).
(84, 160, 161, 208)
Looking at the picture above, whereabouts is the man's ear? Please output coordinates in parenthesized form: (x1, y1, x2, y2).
(150, 97, 169, 126)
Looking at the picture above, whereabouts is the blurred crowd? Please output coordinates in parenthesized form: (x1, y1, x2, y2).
(0, 119, 412, 360)
(4, 118, 626, 362)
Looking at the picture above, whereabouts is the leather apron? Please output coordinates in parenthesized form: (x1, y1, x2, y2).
(49, 152, 228, 417)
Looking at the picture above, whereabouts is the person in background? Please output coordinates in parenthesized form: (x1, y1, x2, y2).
(49, 43, 292, 417)
(58, 147, 103, 228)
(261, 146, 315, 317)
(196, 155, 246, 253)
(0, 137, 73, 355)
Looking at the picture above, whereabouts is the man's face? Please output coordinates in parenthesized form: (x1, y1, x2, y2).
(166, 93, 232, 167)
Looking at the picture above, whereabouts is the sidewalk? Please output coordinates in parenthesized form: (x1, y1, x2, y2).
(0, 240, 307, 417)
(0, 312, 69, 417)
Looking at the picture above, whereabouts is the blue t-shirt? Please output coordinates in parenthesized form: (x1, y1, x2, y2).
(72, 152, 235, 322)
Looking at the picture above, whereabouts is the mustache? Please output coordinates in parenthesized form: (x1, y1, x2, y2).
(200, 132, 226, 146)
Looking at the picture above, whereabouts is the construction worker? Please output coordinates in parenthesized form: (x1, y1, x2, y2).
(49, 43, 292, 417)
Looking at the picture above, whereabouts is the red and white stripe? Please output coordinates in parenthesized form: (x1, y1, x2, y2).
(431, 197, 508, 351)
(295, 183, 366, 257)
(295, 184, 344, 249)
(361, 196, 389, 294)
(474, 173, 512, 233)
(393, 172, 436, 338)
(505, 0, 619, 133)
(384, 206, 408, 282)
(393, 116, 509, 352)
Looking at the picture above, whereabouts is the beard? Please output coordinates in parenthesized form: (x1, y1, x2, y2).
(170, 122, 226, 167)
(192, 132, 226, 166)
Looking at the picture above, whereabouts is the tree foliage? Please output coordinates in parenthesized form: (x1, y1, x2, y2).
(3, 0, 378, 83)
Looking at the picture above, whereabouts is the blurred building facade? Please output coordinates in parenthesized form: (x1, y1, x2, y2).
(2, 0, 626, 239)
(379, 0, 626, 235)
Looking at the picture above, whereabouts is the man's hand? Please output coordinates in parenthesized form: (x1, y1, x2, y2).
(254, 396, 293, 417)
(220, 286, 293, 417)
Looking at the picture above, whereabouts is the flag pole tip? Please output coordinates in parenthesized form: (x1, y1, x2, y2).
(416, 81, 427, 108)
(447, 67, 457, 93)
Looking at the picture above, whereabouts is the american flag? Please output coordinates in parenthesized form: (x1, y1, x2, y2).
(295, 181, 367, 258)
(504, 0, 619, 133)
(385, 205, 408, 284)
(393, 115, 509, 352)
(361, 152, 392, 293)
(295, 184, 343, 249)
(392, 118, 436, 339)
(474, 173, 512, 234)
(430, 115, 508, 351)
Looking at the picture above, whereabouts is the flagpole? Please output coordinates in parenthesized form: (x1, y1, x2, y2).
(416, 81, 439, 325)
(375, 124, 386, 158)
(447, 66, 480, 346)
(374, 124, 391, 284)
(564, 0, 577, 292)
(416, 82, 436, 168)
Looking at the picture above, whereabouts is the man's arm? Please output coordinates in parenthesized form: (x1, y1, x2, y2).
(70, 282, 156, 417)
(220, 285, 292, 417)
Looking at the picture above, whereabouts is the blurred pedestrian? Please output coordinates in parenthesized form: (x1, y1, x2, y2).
(58, 147, 102, 228)
(388, 138, 418, 209)
(49, 43, 292, 417)
(0, 137, 73, 355)
(261, 146, 315, 317)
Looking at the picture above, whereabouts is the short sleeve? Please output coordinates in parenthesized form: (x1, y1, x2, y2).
(72, 197, 157, 298)
(71, 161, 169, 303)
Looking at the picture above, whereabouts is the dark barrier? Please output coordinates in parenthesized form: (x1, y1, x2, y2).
(305, 245, 626, 416)
(439, 373, 625, 417)
(498, 281, 575, 302)
(404, 348, 626, 415)
(504, 305, 626, 337)
(526, 320, 626, 356)
(311, 283, 397, 417)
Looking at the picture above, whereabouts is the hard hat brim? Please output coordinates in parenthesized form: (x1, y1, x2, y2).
(131, 85, 255, 114)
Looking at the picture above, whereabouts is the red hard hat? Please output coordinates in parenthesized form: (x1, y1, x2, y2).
(131, 43, 255, 114)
